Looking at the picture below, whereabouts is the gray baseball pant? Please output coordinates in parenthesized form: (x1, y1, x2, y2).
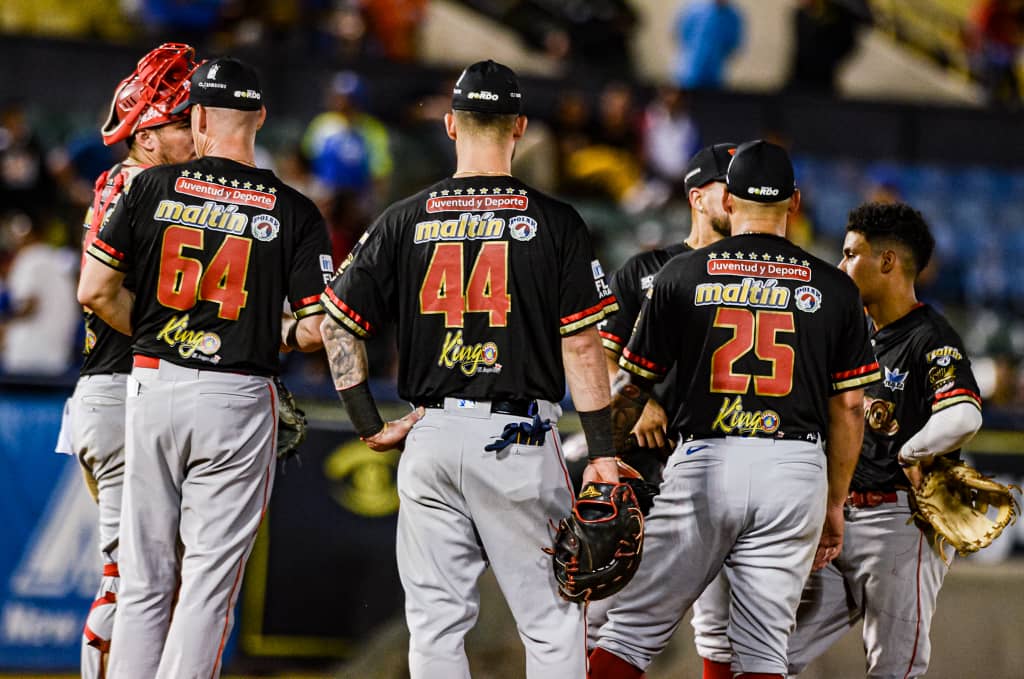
(397, 398, 586, 679)
(596, 437, 827, 676)
(107, 360, 277, 679)
(70, 373, 128, 679)
(786, 492, 950, 678)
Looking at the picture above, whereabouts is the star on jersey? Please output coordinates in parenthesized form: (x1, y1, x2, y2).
(789, 257, 798, 264)
(268, 187, 277, 194)
(243, 181, 252, 189)
(776, 255, 785, 262)
(467, 188, 476, 195)
(218, 177, 227, 184)
(429, 191, 437, 198)
(205, 174, 214, 182)
(480, 188, 489, 194)
(182, 170, 191, 178)
(231, 179, 239, 188)
(454, 189, 463, 195)
(518, 189, 527, 195)
(256, 184, 265, 191)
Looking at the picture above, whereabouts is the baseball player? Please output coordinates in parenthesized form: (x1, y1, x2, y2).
(591, 140, 881, 679)
(78, 57, 332, 679)
(588, 142, 736, 649)
(59, 42, 200, 679)
(784, 202, 983, 677)
(320, 60, 620, 679)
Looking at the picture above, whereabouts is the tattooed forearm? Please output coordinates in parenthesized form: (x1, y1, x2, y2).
(321, 316, 370, 391)
(610, 370, 652, 452)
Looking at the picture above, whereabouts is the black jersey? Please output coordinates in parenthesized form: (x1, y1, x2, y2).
(852, 304, 981, 492)
(322, 175, 618, 403)
(620, 233, 881, 441)
(600, 242, 690, 411)
(80, 163, 141, 376)
(599, 242, 690, 356)
(88, 157, 332, 376)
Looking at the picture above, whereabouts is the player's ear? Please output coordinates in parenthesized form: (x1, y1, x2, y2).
(722, 190, 734, 214)
(787, 189, 801, 216)
(512, 114, 528, 140)
(444, 112, 457, 141)
(256, 105, 267, 131)
(134, 128, 157, 153)
(879, 248, 897, 274)
(688, 187, 701, 212)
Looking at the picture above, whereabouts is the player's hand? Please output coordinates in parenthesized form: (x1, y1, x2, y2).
(902, 461, 925, 491)
(631, 399, 668, 449)
(362, 407, 425, 452)
(280, 316, 297, 353)
(582, 456, 620, 486)
(812, 503, 845, 571)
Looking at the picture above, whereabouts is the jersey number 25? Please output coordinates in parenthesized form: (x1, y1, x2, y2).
(710, 308, 795, 397)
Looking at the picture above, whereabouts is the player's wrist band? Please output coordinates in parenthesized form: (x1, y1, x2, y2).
(579, 406, 616, 459)
(285, 321, 299, 349)
(339, 381, 385, 438)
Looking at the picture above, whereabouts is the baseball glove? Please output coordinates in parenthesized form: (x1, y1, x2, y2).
(547, 481, 644, 603)
(617, 459, 660, 516)
(274, 377, 307, 461)
(910, 456, 1021, 563)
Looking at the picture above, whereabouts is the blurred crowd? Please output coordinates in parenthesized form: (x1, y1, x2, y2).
(1, 1, 1023, 417)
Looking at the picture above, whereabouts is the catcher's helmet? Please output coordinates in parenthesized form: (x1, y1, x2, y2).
(100, 43, 201, 146)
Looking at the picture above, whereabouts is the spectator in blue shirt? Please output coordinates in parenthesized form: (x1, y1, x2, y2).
(674, 0, 744, 89)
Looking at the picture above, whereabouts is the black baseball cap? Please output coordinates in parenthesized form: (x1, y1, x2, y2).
(171, 57, 262, 114)
(683, 143, 738, 191)
(451, 60, 522, 115)
(726, 140, 795, 203)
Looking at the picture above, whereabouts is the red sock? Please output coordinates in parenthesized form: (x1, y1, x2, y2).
(703, 658, 732, 679)
(588, 647, 645, 679)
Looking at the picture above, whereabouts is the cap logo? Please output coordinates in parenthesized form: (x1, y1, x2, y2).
(234, 89, 261, 101)
(684, 167, 702, 182)
(747, 186, 780, 197)
(207, 64, 220, 80)
(467, 90, 499, 101)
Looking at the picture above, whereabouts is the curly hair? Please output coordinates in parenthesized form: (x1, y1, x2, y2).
(846, 202, 935, 274)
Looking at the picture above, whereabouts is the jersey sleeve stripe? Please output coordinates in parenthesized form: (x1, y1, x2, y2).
(832, 361, 879, 381)
(295, 294, 322, 308)
(559, 297, 619, 336)
(320, 289, 372, 338)
(293, 301, 325, 320)
(932, 389, 982, 412)
(619, 353, 664, 381)
(831, 368, 881, 392)
(620, 347, 667, 375)
(599, 330, 624, 354)
(86, 243, 128, 272)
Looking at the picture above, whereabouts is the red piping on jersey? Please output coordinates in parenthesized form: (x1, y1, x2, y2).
(561, 296, 617, 326)
(903, 533, 925, 679)
(622, 347, 667, 375)
(832, 361, 879, 380)
(323, 287, 373, 333)
(294, 294, 321, 308)
(211, 384, 277, 679)
(91, 237, 126, 261)
(933, 388, 982, 406)
(599, 330, 625, 345)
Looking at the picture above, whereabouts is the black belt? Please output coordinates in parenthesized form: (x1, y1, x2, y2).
(679, 431, 821, 443)
(418, 398, 536, 417)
